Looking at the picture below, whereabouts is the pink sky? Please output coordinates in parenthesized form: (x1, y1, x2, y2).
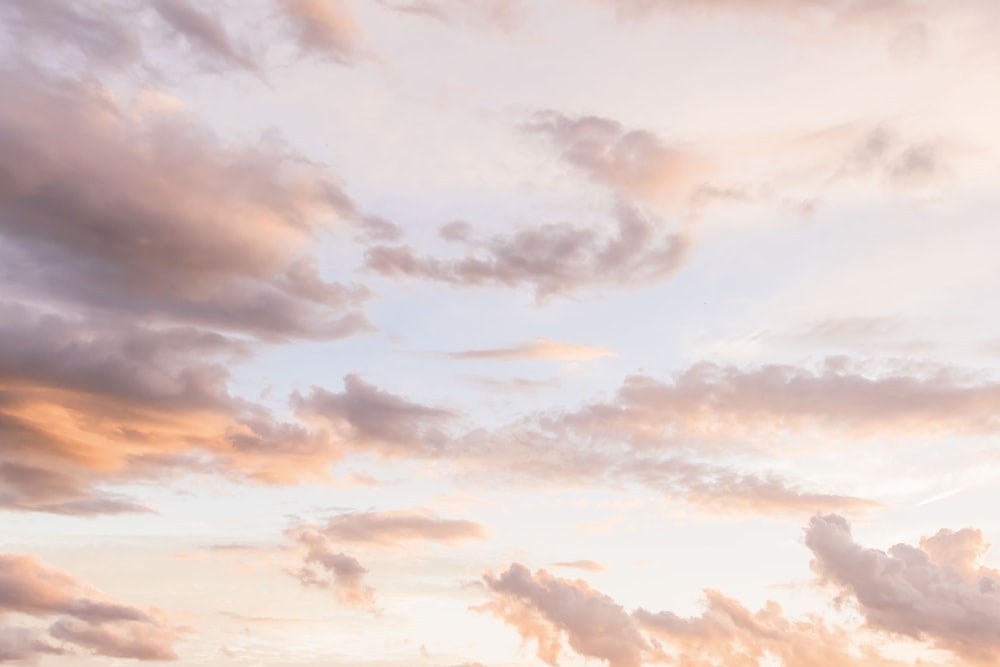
(2, 1, 1000, 666)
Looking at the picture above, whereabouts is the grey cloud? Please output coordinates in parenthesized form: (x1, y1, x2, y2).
(806, 514, 1000, 661)
(366, 202, 689, 299)
(151, 0, 257, 70)
(0, 626, 65, 662)
(293, 374, 458, 456)
(0, 66, 371, 341)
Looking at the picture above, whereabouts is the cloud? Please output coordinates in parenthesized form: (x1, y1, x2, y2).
(377, 0, 525, 31)
(287, 529, 378, 611)
(286, 511, 487, 609)
(0, 626, 65, 662)
(806, 514, 1000, 662)
(150, 0, 257, 70)
(0, 0, 142, 70)
(558, 359, 1000, 446)
(525, 111, 708, 207)
(0, 553, 178, 660)
(479, 563, 650, 667)
(312, 511, 488, 545)
(449, 339, 617, 361)
(636, 588, 916, 667)
(293, 374, 458, 456)
(366, 201, 689, 299)
(0, 66, 371, 341)
(550, 560, 606, 572)
(277, 0, 367, 64)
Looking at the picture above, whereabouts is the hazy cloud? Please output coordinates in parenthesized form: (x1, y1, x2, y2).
(449, 339, 617, 361)
(0, 553, 178, 660)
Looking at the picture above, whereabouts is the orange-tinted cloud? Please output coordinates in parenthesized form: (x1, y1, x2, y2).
(0, 553, 179, 661)
(278, 0, 367, 64)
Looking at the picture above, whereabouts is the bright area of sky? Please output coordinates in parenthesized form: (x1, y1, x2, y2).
(2, 1, 1000, 666)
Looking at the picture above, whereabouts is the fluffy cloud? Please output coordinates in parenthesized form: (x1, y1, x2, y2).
(0, 553, 179, 661)
(0, 67, 370, 340)
(479, 564, 649, 667)
(806, 514, 1000, 662)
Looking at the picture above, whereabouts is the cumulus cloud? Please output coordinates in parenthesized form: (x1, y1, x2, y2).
(0, 553, 178, 660)
(479, 564, 649, 667)
(806, 514, 1000, 662)
(636, 589, 915, 667)
(0, 66, 371, 340)
(448, 339, 617, 361)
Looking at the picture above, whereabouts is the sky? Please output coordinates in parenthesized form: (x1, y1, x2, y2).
(2, 0, 1000, 665)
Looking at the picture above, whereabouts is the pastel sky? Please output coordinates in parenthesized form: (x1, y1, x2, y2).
(2, 1, 1000, 665)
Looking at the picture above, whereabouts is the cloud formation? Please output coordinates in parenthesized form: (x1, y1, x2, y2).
(0, 553, 178, 661)
(806, 514, 1000, 662)
(449, 339, 616, 361)
(479, 564, 649, 667)
(0, 67, 370, 341)
(286, 511, 487, 610)
(366, 202, 689, 298)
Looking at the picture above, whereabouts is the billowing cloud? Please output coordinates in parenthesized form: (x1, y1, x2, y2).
(479, 564, 649, 667)
(449, 339, 617, 361)
(0, 66, 370, 341)
(0, 553, 179, 661)
(636, 589, 915, 667)
(806, 514, 1000, 662)
(366, 202, 689, 299)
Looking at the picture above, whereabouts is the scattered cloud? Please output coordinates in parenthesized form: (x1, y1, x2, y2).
(0, 553, 179, 661)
